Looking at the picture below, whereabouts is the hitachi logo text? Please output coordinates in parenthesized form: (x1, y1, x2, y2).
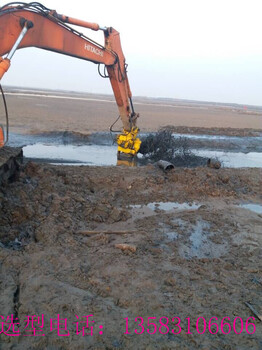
(84, 44, 103, 57)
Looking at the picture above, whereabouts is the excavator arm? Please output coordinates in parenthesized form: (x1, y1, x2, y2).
(0, 2, 141, 154)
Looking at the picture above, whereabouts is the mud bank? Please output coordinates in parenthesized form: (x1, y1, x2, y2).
(0, 163, 261, 349)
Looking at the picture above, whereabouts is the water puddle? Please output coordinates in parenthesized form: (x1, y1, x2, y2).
(146, 201, 200, 211)
(128, 206, 156, 220)
(189, 221, 210, 256)
(165, 231, 178, 241)
(177, 220, 228, 259)
(130, 201, 200, 215)
(128, 202, 201, 223)
(238, 203, 262, 214)
(156, 218, 228, 259)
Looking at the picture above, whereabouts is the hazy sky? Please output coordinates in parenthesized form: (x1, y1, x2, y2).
(2, 0, 262, 105)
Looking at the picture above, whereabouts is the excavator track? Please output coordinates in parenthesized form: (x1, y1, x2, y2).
(0, 146, 23, 186)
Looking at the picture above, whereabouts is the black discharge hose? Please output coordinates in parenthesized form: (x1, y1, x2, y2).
(0, 84, 9, 144)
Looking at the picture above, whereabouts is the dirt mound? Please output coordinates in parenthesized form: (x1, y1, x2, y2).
(0, 163, 261, 349)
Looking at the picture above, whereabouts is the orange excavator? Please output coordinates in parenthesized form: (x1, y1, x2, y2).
(0, 2, 141, 155)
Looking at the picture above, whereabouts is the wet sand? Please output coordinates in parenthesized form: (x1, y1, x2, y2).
(2, 87, 262, 135)
(0, 164, 261, 349)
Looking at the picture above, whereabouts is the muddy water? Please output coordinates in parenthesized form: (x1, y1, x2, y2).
(132, 201, 200, 211)
(8, 131, 262, 168)
(22, 143, 262, 168)
(238, 203, 262, 214)
(128, 202, 200, 220)
(129, 204, 229, 259)
(177, 219, 228, 259)
(173, 133, 262, 152)
(193, 149, 262, 168)
(23, 143, 117, 166)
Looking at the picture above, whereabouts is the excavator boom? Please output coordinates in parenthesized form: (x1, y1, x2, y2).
(0, 2, 141, 154)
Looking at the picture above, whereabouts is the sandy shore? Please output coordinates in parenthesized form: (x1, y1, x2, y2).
(2, 87, 262, 135)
